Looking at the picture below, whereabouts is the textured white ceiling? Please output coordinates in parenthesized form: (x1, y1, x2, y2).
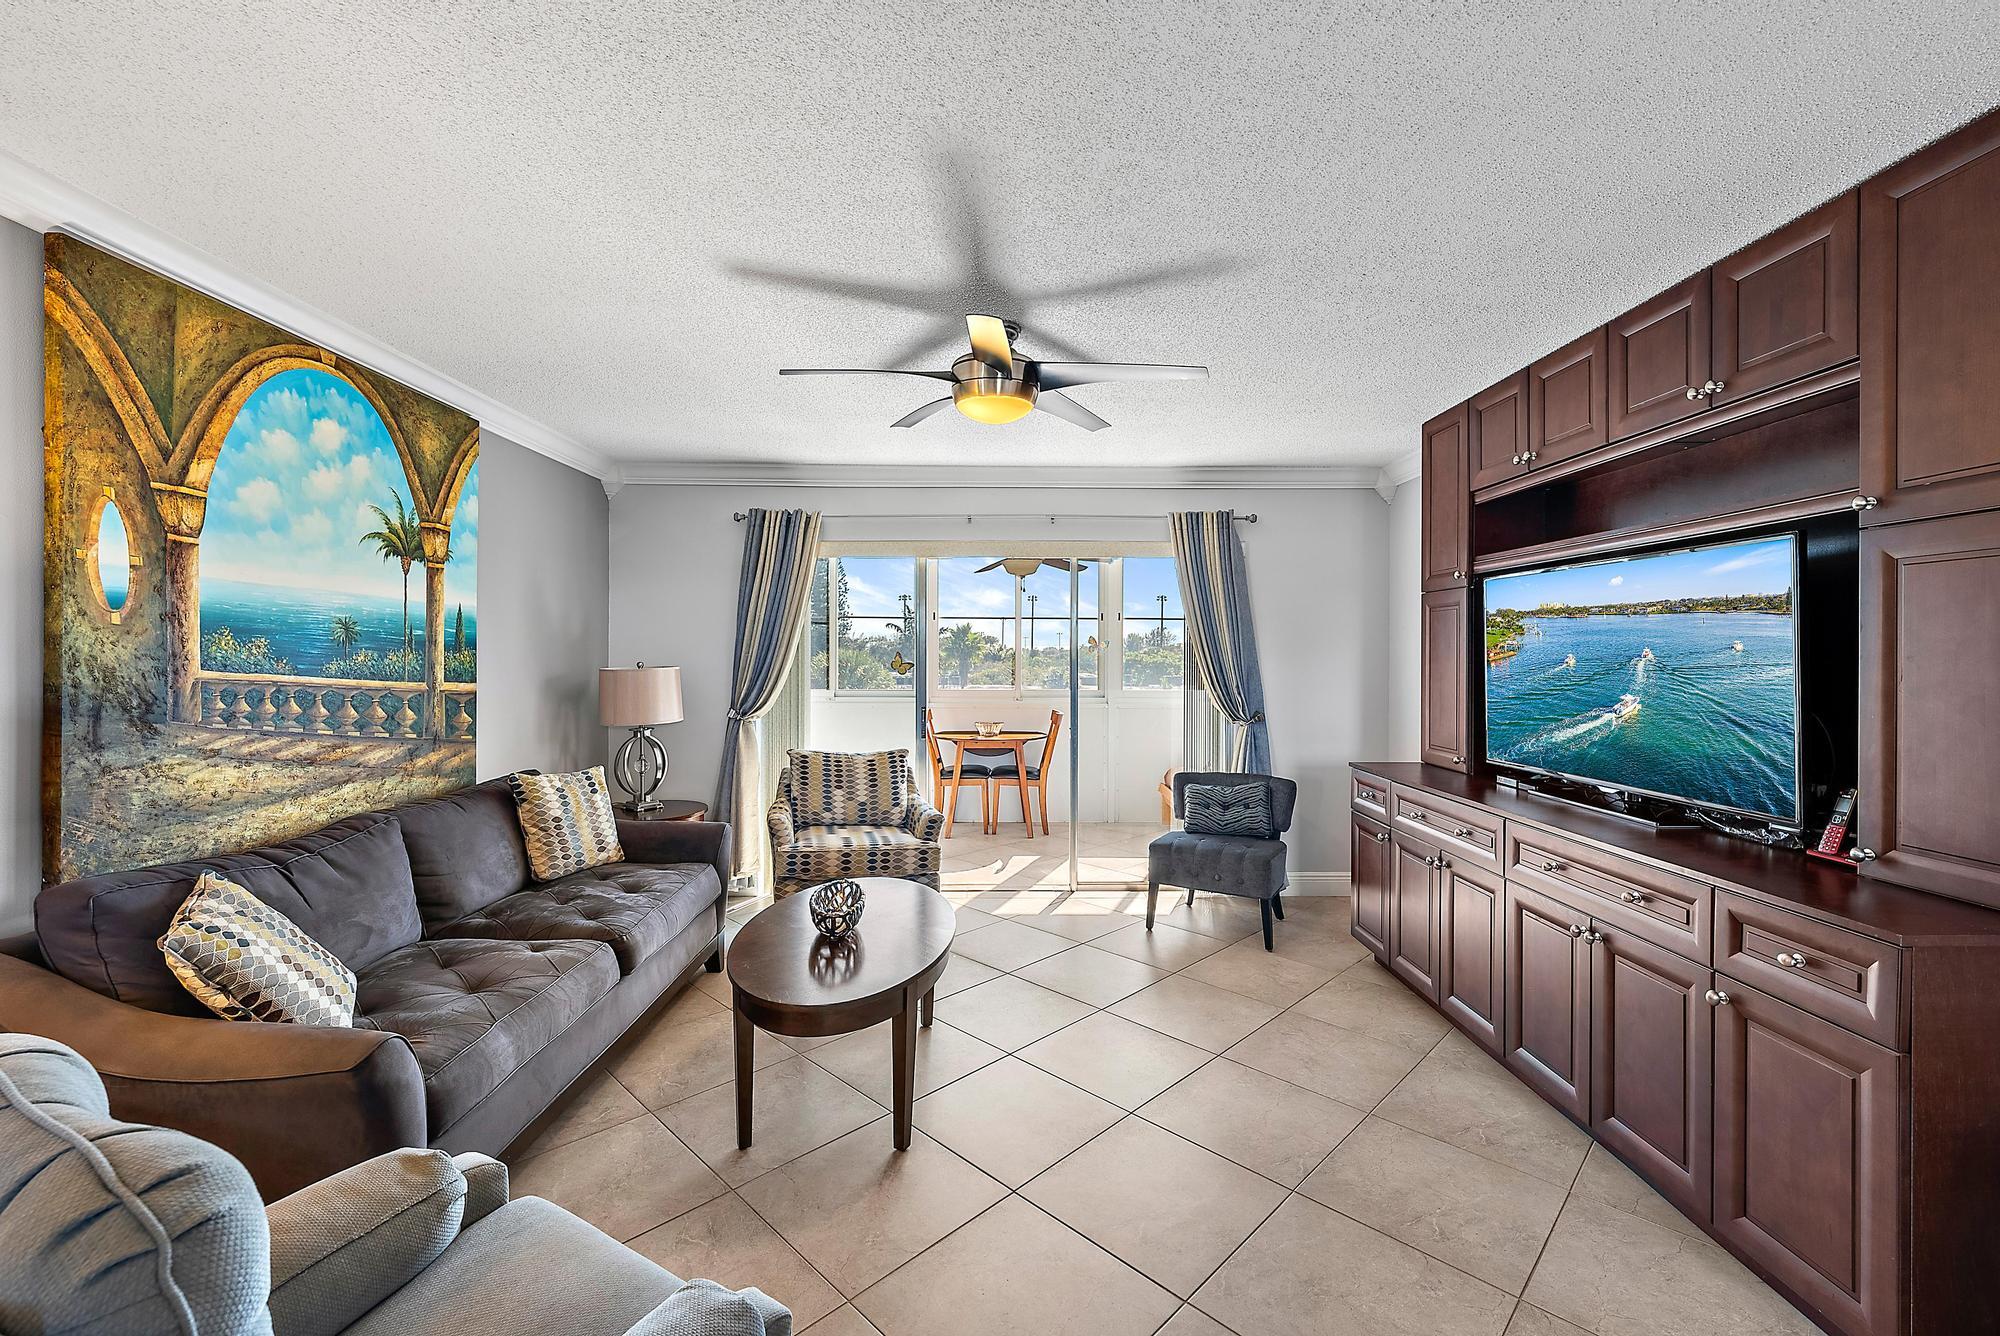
(2, 2, 1997, 471)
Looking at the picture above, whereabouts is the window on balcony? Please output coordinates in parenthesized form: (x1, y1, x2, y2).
(1120, 556, 1185, 690)
(936, 557, 1100, 693)
(809, 556, 917, 694)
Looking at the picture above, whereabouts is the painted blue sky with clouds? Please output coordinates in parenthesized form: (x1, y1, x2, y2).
(1487, 535, 1794, 612)
(203, 368, 476, 607)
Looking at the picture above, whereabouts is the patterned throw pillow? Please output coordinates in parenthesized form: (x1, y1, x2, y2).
(787, 749, 910, 827)
(510, 766, 625, 880)
(1183, 782, 1277, 839)
(159, 872, 357, 1025)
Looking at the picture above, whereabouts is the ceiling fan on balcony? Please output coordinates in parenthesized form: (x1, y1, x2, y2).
(779, 315, 1206, 431)
(974, 557, 1089, 577)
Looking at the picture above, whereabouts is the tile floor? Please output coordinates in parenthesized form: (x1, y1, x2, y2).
(505, 891, 1820, 1336)
(940, 820, 1162, 890)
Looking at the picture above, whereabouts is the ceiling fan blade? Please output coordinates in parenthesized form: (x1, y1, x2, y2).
(1035, 392, 1111, 432)
(1034, 362, 1208, 391)
(966, 314, 1015, 376)
(973, 559, 1007, 572)
(779, 368, 955, 380)
(890, 397, 956, 429)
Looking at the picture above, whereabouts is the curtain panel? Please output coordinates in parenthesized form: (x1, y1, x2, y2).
(715, 508, 823, 885)
(1170, 510, 1271, 774)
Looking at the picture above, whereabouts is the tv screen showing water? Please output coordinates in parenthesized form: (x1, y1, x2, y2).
(1482, 535, 1800, 824)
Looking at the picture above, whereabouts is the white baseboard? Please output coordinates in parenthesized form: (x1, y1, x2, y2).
(1285, 873, 1352, 896)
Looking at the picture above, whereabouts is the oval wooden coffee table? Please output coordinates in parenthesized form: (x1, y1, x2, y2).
(726, 877, 954, 1151)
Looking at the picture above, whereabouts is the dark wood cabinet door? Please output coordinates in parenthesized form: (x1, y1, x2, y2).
(1419, 587, 1470, 773)
(1858, 510, 2000, 909)
(1503, 880, 1591, 1122)
(1421, 405, 1470, 589)
(1861, 110, 2000, 524)
(1588, 928, 1712, 1224)
(1388, 835, 1442, 1002)
(1528, 327, 1609, 470)
(1714, 980, 1901, 1336)
(1438, 862, 1502, 1055)
(1351, 812, 1392, 960)
(1606, 273, 1712, 441)
(1713, 191, 1857, 406)
(1468, 371, 1531, 492)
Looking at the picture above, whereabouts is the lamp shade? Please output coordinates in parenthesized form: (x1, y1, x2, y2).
(599, 665, 684, 727)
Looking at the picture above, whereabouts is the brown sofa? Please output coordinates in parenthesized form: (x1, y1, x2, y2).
(0, 777, 731, 1199)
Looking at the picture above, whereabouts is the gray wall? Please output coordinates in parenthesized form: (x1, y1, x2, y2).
(0, 220, 609, 933)
(1386, 478, 1423, 761)
(608, 484, 1394, 882)
(1, 221, 40, 934)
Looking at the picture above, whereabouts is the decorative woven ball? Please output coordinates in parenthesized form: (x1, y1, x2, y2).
(808, 879, 867, 939)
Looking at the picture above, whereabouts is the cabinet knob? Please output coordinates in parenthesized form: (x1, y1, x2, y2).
(1705, 379, 1725, 397)
(1854, 847, 1878, 862)
(1849, 495, 1880, 512)
(1583, 930, 1604, 944)
(1525, 451, 1537, 462)
(1452, 755, 1465, 764)
(1409, 809, 1427, 822)
(1566, 924, 1586, 938)
(1452, 826, 1475, 838)
(1619, 890, 1650, 905)
(1437, 856, 1451, 870)
(1452, 568, 1464, 579)
(1705, 988, 1732, 1007)
(1685, 386, 1704, 401)
(1775, 951, 1807, 969)
(1540, 859, 1565, 873)
(1510, 453, 1521, 465)
(1373, 831, 1390, 843)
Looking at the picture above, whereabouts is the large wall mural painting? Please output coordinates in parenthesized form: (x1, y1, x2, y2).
(42, 236, 478, 883)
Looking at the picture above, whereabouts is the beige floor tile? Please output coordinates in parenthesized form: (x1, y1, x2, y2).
(513, 1066, 648, 1158)
(1506, 1305, 1592, 1336)
(961, 889, 1066, 915)
(1022, 1117, 1287, 1298)
(659, 1055, 887, 1187)
(609, 1000, 791, 1110)
(806, 1018, 1005, 1105)
(1014, 943, 1169, 1007)
(508, 1115, 726, 1242)
(949, 917, 1076, 970)
(932, 975, 1094, 1051)
(1523, 1196, 1821, 1336)
(1092, 920, 1231, 971)
(1265, 912, 1372, 971)
(736, 1126, 1006, 1297)
(1109, 974, 1280, 1053)
(1013, 902, 1139, 943)
(951, 902, 999, 932)
(1373, 1031, 1591, 1187)
(1567, 1143, 1706, 1240)
(1292, 970, 1454, 1055)
(913, 1055, 1124, 1188)
(1299, 1116, 1568, 1294)
(1018, 1011, 1212, 1109)
(932, 952, 1001, 999)
(1157, 1305, 1237, 1336)
(627, 1191, 843, 1328)
(691, 966, 733, 1006)
(854, 1195, 1180, 1336)
(1146, 892, 1267, 943)
(1223, 1010, 1424, 1109)
(1178, 936, 1340, 1008)
(1137, 1057, 1365, 1188)
(1193, 1195, 1516, 1336)
(802, 1306, 884, 1336)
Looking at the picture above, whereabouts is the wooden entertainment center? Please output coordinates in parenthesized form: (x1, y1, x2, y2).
(1359, 106, 2000, 1336)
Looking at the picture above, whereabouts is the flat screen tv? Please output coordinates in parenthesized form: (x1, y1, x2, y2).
(1482, 533, 1801, 826)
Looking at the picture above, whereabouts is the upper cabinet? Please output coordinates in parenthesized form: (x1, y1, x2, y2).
(1713, 192, 1858, 406)
(1607, 273, 1713, 440)
(1528, 328, 1609, 469)
(1862, 116, 2000, 525)
(1420, 405, 1470, 589)
(1468, 371, 1531, 491)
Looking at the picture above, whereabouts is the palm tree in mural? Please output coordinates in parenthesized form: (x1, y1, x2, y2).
(942, 622, 983, 688)
(329, 614, 362, 657)
(360, 495, 425, 652)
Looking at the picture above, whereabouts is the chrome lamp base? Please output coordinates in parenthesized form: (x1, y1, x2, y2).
(612, 726, 670, 813)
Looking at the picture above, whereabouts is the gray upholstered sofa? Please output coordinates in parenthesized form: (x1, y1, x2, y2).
(1146, 770, 1299, 950)
(0, 1033, 789, 1336)
(0, 777, 731, 1199)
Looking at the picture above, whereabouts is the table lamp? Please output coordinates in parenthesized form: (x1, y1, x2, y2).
(600, 664, 684, 812)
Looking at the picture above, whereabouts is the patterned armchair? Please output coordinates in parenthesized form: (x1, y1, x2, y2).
(768, 749, 945, 898)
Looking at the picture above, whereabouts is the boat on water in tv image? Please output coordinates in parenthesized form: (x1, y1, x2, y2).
(1482, 533, 1801, 825)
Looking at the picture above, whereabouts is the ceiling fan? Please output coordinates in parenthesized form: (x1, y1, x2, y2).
(779, 315, 1206, 431)
(974, 557, 1089, 577)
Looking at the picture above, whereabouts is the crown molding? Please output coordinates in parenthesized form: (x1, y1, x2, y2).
(1375, 446, 1423, 500)
(0, 149, 619, 483)
(614, 460, 1390, 490)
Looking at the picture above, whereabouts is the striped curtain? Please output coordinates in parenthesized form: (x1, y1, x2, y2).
(1171, 510, 1271, 774)
(716, 508, 822, 886)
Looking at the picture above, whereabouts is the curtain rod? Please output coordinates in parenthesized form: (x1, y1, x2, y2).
(730, 511, 1257, 523)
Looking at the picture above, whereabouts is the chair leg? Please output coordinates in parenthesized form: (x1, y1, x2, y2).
(1272, 891, 1285, 921)
(1260, 899, 1274, 951)
(705, 944, 723, 972)
(942, 779, 956, 838)
(1037, 779, 1050, 835)
(1146, 881, 1159, 930)
(1186, 885, 1196, 907)
(1017, 778, 1033, 837)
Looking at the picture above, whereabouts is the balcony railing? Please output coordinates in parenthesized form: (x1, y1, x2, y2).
(191, 672, 476, 741)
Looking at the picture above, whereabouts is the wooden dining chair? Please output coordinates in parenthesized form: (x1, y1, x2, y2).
(925, 709, 990, 837)
(988, 709, 1063, 836)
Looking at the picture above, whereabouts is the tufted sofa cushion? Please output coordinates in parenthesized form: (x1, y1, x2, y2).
(428, 863, 722, 975)
(352, 939, 617, 1132)
(391, 779, 535, 927)
(1147, 830, 1289, 901)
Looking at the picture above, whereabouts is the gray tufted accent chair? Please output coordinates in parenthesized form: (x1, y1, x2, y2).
(1145, 771, 1299, 951)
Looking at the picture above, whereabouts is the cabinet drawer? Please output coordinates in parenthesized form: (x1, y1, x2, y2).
(1352, 774, 1390, 819)
(1391, 786, 1502, 873)
(1508, 825, 1711, 962)
(1716, 891, 1902, 1048)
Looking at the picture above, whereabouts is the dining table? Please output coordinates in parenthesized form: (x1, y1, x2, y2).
(934, 727, 1048, 838)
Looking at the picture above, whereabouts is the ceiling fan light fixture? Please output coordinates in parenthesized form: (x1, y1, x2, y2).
(951, 376, 1037, 425)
